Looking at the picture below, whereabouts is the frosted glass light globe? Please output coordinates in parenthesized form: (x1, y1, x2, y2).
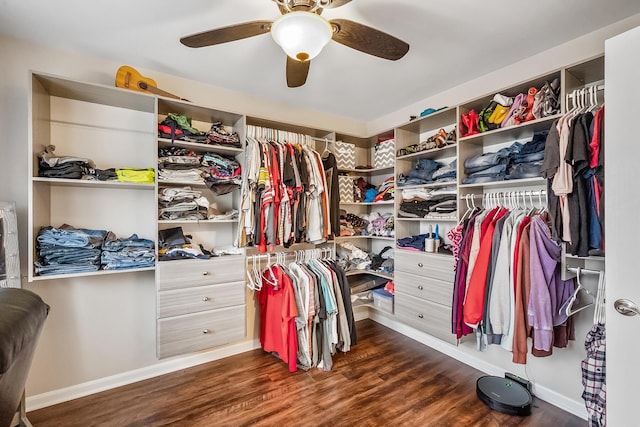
(271, 11, 333, 62)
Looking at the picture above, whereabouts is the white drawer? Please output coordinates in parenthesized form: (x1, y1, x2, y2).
(158, 257, 245, 290)
(394, 271, 453, 307)
(158, 280, 245, 318)
(394, 251, 454, 282)
(394, 292, 456, 345)
(157, 306, 245, 358)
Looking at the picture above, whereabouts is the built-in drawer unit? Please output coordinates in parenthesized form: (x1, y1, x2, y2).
(157, 257, 245, 290)
(156, 257, 247, 358)
(394, 271, 453, 307)
(394, 251, 456, 345)
(395, 251, 454, 282)
(158, 280, 245, 318)
(158, 306, 246, 358)
(394, 292, 456, 344)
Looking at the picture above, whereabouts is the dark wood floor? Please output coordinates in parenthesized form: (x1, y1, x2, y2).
(29, 320, 583, 427)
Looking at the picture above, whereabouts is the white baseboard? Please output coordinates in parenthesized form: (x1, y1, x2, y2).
(28, 309, 588, 421)
(367, 309, 588, 420)
(26, 339, 261, 412)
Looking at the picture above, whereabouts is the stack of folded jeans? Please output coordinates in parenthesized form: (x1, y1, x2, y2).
(201, 152, 242, 195)
(505, 131, 547, 180)
(431, 159, 457, 183)
(35, 225, 107, 275)
(398, 159, 457, 187)
(100, 232, 155, 270)
(398, 159, 441, 187)
(462, 141, 523, 184)
(158, 186, 210, 220)
(158, 146, 205, 184)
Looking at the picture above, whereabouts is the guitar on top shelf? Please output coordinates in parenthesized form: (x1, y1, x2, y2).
(115, 65, 189, 101)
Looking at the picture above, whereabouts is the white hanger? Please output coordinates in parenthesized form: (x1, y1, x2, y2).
(562, 267, 595, 316)
(593, 270, 606, 324)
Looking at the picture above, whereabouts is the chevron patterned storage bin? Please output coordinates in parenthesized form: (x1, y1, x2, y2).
(334, 141, 356, 170)
(339, 175, 355, 202)
(374, 139, 395, 169)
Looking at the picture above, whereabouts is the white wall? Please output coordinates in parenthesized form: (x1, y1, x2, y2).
(1, 13, 637, 416)
(0, 34, 363, 400)
(368, 13, 640, 135)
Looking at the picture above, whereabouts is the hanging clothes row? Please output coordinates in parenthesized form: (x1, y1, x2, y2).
(237, 125, 338, 252)
(248, 248, 356, 373)
(449, 191, 575, 364)
(541, 84, 605, 257)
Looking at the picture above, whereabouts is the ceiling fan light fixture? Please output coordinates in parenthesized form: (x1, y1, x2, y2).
(271, 11, 332, 62)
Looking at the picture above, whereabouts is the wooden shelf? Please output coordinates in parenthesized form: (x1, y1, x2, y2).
(338, 166, 394, 174)
(334, 236, 395, 241)
(396, 217, 457, 222)
(158, 219, 237, 224)
(459, 177, 545, 189)
(157, 179, 206, 187)
(340, 201, 395, 206)
(397, 181, 456, 190)
(346, 270, 394, 280)
(459, 114, 560, 147)
(396, 144, 457, 161)
(31, 266, 156, 281)
(158, 138, 242, 155)
(32, 177, 154, 190)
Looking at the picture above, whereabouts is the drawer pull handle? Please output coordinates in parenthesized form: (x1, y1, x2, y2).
(418, 314, 424, 319)
(418, 285, 424, 290)
(202, 296, 210, 302)
(202, 271, 210, 276)
(202, 329, 210, 334)
(417, 263, 423, 268)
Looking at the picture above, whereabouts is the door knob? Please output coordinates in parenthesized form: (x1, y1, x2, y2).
(614, 299, 640, 317)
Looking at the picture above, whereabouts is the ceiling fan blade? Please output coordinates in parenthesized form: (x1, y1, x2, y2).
(180, 21, 272, 48)
(322, 0, 353, 8)
(330, 19, 409, 61)
(286, 57, 310, 88)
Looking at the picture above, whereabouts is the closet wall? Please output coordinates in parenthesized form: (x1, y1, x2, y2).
(1, 35, 364, 400)
(1, 13, 639, 414)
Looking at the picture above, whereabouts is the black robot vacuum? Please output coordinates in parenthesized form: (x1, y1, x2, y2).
(476, 376, 532, 416)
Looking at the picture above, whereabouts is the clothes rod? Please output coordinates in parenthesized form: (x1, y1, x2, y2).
(460, 190, 546, 199)
(248, 247, 334, 262)
(567, 267, 603, 275)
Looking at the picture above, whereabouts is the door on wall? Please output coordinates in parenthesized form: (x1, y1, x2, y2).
(604, 24, 640, 425)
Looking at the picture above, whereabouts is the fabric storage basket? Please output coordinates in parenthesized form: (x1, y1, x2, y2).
(374, 139, 395, 169)
(338, 175, 355, 202)
(333, 141, 356, 170)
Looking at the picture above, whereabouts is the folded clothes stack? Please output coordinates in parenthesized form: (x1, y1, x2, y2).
(34, 225, 155, 275)
(158, 115, 241, 149)
(158, 186, 209, 221)
(462, 131, 547, 184)
(158, 146, 205, 183)
(398, 185, 457, 219)
(397, 159, 457, 187)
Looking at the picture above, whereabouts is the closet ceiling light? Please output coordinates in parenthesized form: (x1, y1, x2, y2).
(270, 11, 332, 62)
(179, 0, 409, 88)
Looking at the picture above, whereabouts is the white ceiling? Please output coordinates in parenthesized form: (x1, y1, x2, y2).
(2, 0, 640, 121)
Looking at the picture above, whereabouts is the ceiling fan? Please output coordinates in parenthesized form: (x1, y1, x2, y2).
(180, 0, 409, 87)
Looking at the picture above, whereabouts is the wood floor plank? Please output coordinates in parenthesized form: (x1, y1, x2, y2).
(28, 320, 584, 426)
